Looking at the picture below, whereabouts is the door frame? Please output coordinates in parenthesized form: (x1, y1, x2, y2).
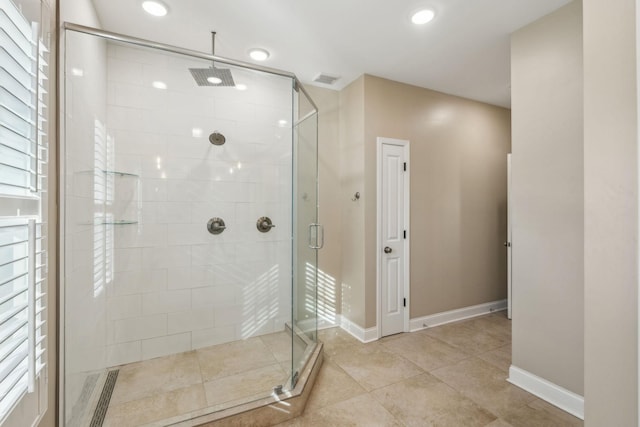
(376, 137, 411, 339)
(507, 153, 512, 319)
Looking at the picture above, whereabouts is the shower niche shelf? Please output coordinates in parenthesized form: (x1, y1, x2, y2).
(104, 170, 139, 178)
(76, 169, 140, 178)
(73, 168, 141, 226)
(79, 219, 138, 226)
(99, 220, 138, 225)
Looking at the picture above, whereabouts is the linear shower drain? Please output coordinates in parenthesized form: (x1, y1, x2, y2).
(90, 369, 119, 427)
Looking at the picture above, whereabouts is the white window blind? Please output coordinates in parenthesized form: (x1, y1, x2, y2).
(0, 220, 46, 418)
(0, 0, 48, 423)
(0, 0, 38, 197)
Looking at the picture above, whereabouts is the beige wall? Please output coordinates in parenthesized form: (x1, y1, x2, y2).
(583, 0, 638, 424)
(510, 1, 584, 395)
(339, 77, 367, 327)
(363, 76, 511, 327)
(339, 75, 511, 329)
(305, 86, 343, 323)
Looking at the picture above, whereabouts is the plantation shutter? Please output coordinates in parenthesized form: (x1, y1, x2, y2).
(0, 0, 48, 422)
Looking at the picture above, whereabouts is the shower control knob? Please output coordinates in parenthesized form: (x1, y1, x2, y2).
(207, 217, 226, 235)
(257, 217, 276, 233)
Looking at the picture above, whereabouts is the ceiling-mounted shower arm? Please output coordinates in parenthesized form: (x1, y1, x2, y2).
(189, 31, 235, 86)
(211, 31, 216, 67)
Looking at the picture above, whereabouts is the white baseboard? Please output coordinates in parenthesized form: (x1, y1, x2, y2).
(508, 365, 584, 420)
(332, 299, 507, 342)
(340, 316, 378, 343)
(409, 299, 507, 332)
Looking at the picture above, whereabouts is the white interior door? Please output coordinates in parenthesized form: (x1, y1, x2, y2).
(378, 137, 409, 337)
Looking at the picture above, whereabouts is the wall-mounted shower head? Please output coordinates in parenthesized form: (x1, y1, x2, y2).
(189, 32, 236, 87)
(209, 132, 226, 145)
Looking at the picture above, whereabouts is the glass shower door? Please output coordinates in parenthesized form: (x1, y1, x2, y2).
(291, 86, 319, 387)
(63, 27, 303, 425)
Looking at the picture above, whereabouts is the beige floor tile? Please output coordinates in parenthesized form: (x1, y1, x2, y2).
(277, 393, 402, 427)
(318, 327, 357, 344)
(524, 399, 584, 426)
(103, 384, 207, 427)
(486, 420, 515, 427)
(331, 342, 424, 391)
(110, 351, 202, 405)
(381, 332, 472, 372)
(477, 344, 512, 374)
(203, 363, 288, 406)
(98, 312, 584, 427)
(371, 374, 497, 427)
(432, 357, 536, 418)
(304, 361, 367, 412)
(462, 313, 512, 342)
(317, 327, 361, 358)
(422, 319, 509, 355)
(196, 336, 278, 382)
(502, 404, 582, 427)
(261, 331, 293, 363)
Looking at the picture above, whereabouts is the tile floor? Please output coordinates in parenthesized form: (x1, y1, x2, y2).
(277, 312, 583, 427)
(103, 331, 296, 426)
(101, 312, 583, 426)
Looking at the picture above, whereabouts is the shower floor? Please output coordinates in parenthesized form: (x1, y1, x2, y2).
(101, 331, 301, 426)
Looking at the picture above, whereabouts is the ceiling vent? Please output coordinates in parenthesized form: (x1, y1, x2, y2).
(313, 73, 340, 85)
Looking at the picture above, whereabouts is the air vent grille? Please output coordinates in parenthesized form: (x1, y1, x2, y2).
(313, 73, 340, 85)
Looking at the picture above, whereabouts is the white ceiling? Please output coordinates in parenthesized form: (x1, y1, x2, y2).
(90, 0, 571, 108)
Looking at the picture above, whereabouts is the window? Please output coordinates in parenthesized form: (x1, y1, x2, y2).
(0, 0, 49, 424)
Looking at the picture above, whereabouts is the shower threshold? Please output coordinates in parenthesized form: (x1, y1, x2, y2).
(86, 330, 322, 427)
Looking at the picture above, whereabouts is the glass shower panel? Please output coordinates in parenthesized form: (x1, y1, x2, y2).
(63, 29, 300, 425)
(291, 87, 319, 386)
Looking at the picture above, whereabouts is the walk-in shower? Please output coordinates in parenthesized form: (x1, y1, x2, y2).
(61, 24, 321, 426)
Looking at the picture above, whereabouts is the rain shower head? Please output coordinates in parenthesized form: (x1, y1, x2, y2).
(189, 32, 235, 87)
(189, 67, 235, 87)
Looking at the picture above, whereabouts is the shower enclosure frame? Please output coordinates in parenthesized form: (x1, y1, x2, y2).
(58, 22, 321, 426)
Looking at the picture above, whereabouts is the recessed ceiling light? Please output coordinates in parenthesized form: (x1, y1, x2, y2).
(411, 9, 435, 25)
(152, 80, 167, 89)
(249, 48, 270, 61)
(235, 83, 247, 91)
(207, 76, 222, 84)
(142, 0, 168, 17)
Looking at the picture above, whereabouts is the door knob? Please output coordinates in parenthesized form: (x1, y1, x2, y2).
(384, 246, 392, 254)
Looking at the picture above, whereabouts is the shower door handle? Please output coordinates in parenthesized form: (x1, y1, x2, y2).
(308, 223, 324, 250)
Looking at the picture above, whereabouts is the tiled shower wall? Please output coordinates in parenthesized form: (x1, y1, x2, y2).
(66, 39, 294, 375)
(103, 44, 294, 366)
